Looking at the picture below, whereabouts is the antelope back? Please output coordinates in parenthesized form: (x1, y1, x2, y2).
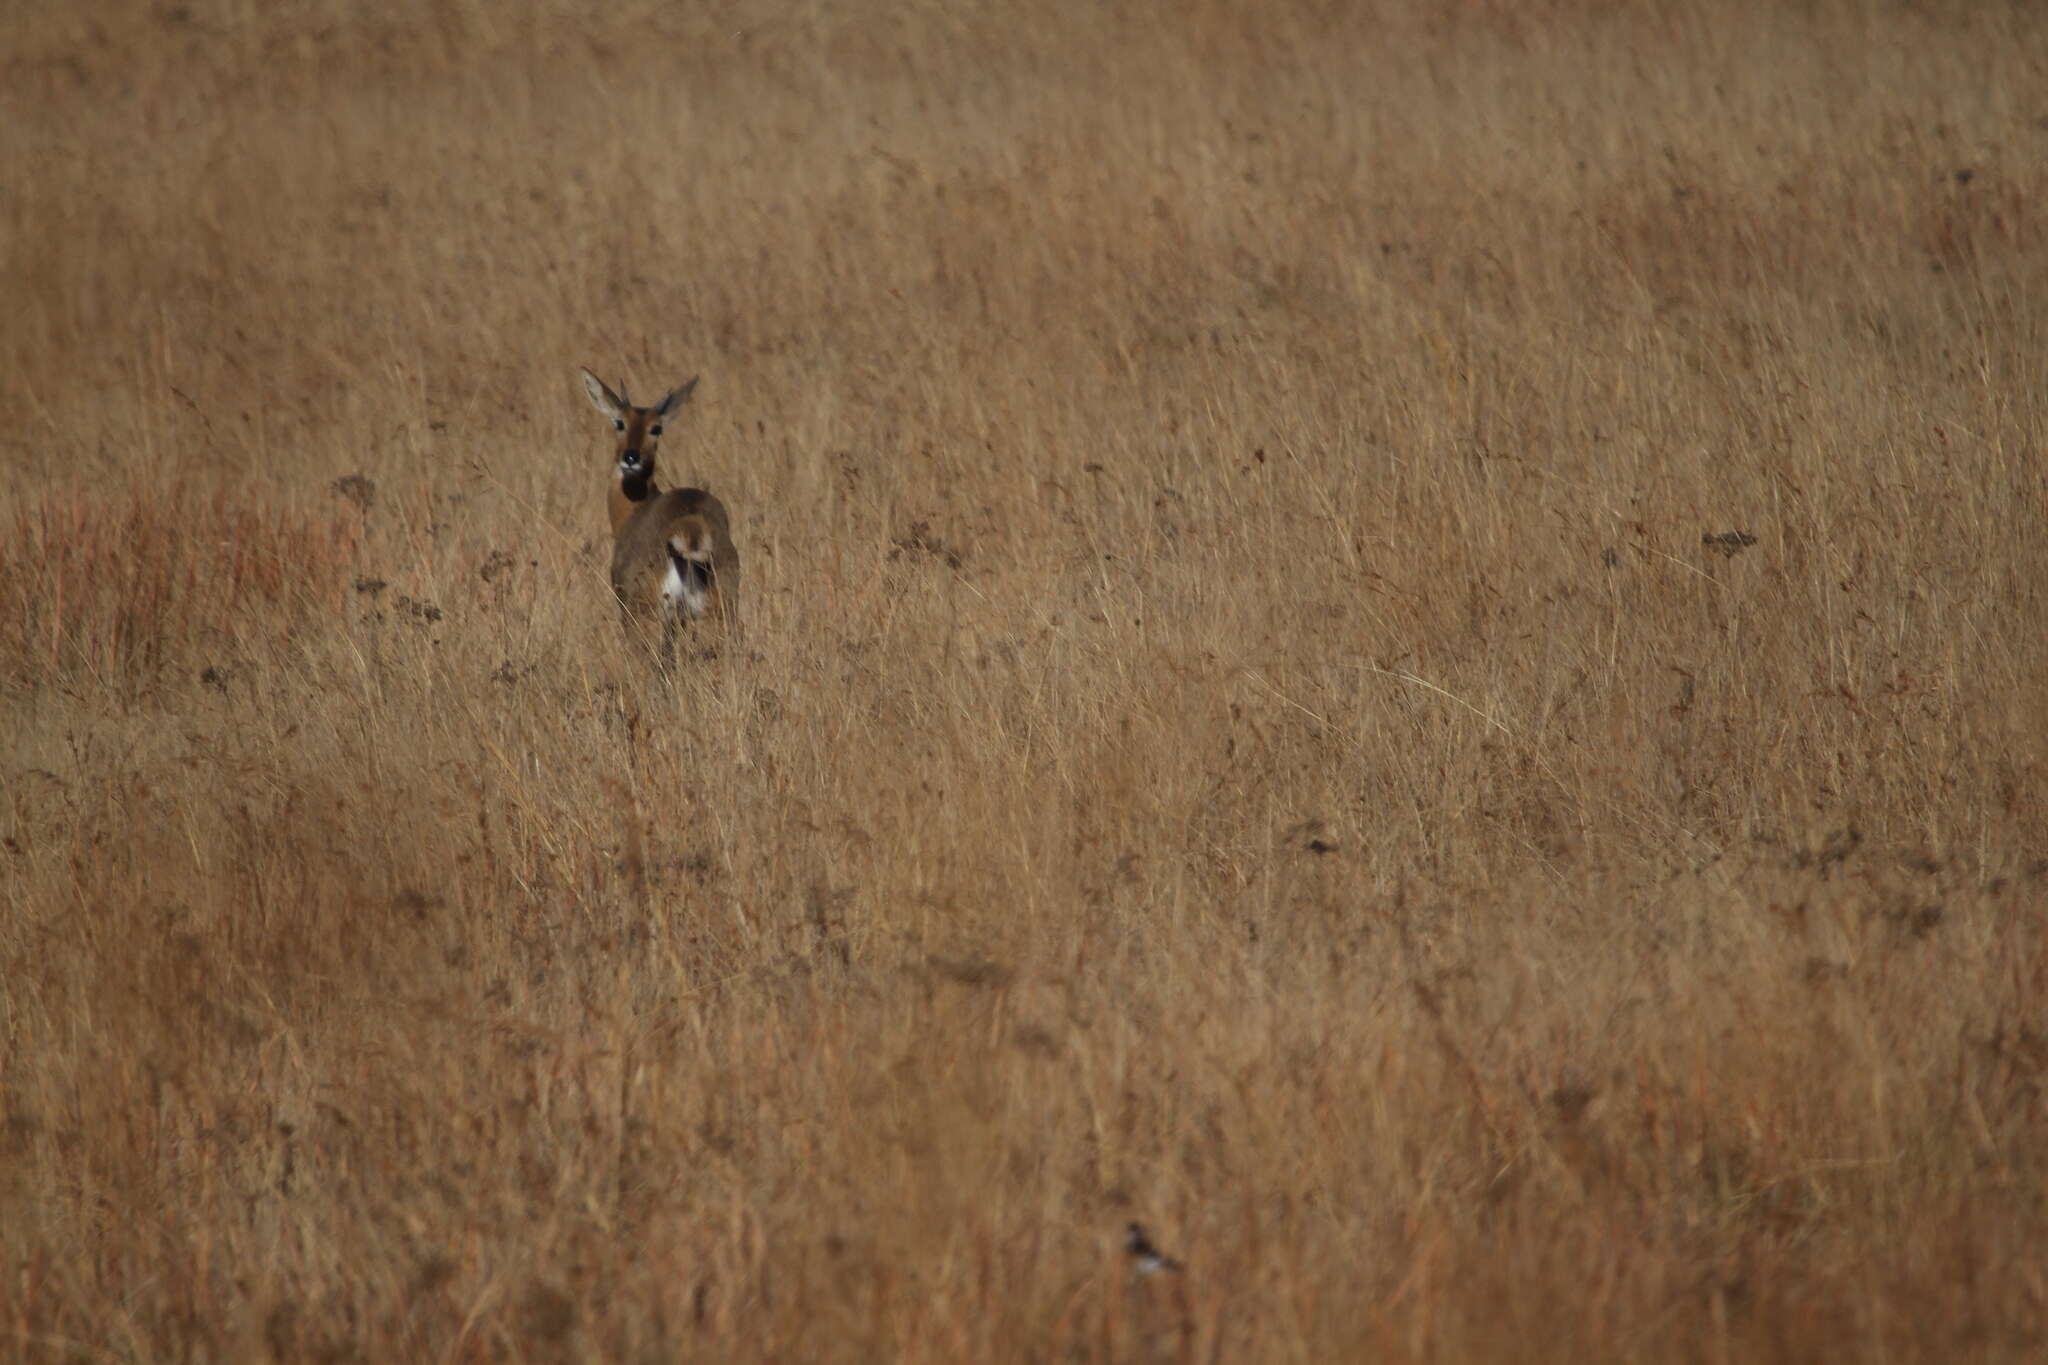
(609, 486, 739, 627)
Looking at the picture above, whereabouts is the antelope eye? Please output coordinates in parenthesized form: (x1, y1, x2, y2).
(614, 419, 625, 431)
(651, 424, 663, 436)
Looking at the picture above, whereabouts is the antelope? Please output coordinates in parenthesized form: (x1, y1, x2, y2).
(579, 369, 740, 662)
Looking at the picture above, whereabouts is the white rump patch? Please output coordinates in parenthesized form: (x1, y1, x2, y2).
(662, 554, 709, 620)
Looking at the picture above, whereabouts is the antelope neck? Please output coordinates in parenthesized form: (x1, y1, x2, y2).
(608, 473, 661, 534)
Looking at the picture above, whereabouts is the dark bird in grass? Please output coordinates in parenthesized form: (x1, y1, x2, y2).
(1125, 1222, 1183, 1276)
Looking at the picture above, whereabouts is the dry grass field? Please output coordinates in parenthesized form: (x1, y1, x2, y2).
(5, 0, 2048, 1359)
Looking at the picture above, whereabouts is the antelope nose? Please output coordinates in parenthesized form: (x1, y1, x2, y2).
(621, 448, 642, 464)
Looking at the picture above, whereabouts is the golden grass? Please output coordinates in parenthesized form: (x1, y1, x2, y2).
(5, 0, 2048, 1359)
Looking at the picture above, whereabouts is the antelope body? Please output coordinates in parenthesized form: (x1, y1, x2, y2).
(580, 368, 740, 660)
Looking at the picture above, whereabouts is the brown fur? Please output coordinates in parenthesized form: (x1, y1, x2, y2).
(609, 486, 739, 628)
(580, 369, 741, 659)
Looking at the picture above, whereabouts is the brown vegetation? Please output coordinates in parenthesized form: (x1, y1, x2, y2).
(4, 1, 2047, 1359)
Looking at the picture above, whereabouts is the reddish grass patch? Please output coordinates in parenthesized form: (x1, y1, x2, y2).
(2, 484, 362, 686)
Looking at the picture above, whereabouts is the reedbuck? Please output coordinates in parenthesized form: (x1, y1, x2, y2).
(580, 368, 740, 660)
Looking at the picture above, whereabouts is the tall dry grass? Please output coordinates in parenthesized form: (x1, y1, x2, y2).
(4, 0, 2048, 1359)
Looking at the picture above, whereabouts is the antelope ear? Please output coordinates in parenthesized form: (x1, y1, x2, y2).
(656, 376, 699, 417)
(580, 368, 626, 420)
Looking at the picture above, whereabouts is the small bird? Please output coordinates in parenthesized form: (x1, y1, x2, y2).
(1125, 1222, 1183, 1275)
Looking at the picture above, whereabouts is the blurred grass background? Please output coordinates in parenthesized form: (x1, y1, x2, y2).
(3, 1, 2047, 1359)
